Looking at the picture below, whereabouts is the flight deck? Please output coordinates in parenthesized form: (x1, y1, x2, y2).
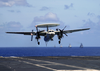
(0, 56, 100, 71)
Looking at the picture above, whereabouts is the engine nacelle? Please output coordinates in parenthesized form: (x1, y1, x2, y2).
(35, 36, 41, 39)
(57, 34, 63, 39)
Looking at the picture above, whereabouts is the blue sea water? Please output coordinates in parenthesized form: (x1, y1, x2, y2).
(0, 47, 100, 57)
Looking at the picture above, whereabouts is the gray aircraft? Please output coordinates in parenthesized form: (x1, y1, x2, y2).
(6, 23, 90, 45)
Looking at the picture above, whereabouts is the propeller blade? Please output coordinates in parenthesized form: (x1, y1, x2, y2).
(31, 35, 33, 41)
(64, 33, 68, 36)
(59, 29, 62, 31)
(39, 30, 45, 32)
(36, 27, 38, 32)
(31, 30, 33, 41)
(62, 26, 66, 31)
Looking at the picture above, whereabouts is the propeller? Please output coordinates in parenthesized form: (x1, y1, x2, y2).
(31, 26, 45, 42)
(31, 30, 33, 41)
(58, 26, 68, 38)
(35, 27, 44, 39)
(31, 27, 45, 45)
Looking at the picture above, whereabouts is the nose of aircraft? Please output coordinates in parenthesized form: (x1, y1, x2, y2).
(49, 32, 55, 35)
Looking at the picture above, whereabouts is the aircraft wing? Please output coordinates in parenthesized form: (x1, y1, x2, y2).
(6, 31, 47, 36)
(6, 32, 34, 35)
(55, 28, 90, 34)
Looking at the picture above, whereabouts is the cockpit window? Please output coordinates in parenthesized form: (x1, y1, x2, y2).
(49, 30, 54, 32)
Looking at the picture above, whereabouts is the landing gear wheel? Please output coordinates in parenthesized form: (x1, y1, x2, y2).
(59, 41, 61, 44)
(38, 42, 40, 45)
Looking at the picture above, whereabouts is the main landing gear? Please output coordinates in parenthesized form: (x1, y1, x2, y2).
(36, 38, 40, 45)
(38, 42, 40, 45)
(59, 41, 61, 44)
(58, 39, 61, 44)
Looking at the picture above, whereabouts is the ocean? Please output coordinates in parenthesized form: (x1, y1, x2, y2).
(0, 47, 100, 57)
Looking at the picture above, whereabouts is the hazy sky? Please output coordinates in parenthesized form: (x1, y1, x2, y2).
(0, 0, 100, 47)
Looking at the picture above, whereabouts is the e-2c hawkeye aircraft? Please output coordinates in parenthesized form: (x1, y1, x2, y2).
(6, 23, 90, 45)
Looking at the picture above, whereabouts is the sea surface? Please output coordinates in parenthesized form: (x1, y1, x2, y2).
(0, 47, 100, 57)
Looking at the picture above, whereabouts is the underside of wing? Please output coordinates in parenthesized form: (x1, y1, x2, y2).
(6, 31, 47, 36)
(63, 28, 90, 33)
(6, 32, 35, 35)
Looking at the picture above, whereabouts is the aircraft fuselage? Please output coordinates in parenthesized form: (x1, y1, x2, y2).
(44, 30, 55, 42)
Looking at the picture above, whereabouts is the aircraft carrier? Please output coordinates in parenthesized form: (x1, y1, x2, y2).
(0, 56, 100, 71)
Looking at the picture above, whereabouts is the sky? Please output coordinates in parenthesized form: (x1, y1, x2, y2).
(0, 0, 100, 47)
